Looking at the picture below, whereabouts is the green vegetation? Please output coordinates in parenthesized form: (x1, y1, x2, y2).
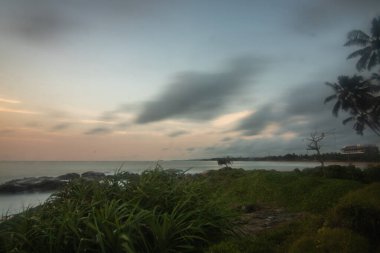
(0, 168, 235, 253)
(1, 165, 380, 252)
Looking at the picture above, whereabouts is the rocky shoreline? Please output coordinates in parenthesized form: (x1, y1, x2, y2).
(0, 171, 106, 193)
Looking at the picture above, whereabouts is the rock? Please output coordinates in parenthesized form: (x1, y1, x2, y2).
(0, 177, 66, 193)
(241, 204, 258, 213)
(81, 171, 105, 179)
(0, 171, 106, 194)
(57, 173, 80, 181)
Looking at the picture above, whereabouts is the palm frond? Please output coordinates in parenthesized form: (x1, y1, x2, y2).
(346, 47, 371, 59)
(355, 49, 372, 71)
(324, 82, 339, 91)
(371, 17, 380, 38)
(344, 30, 370, 46)
(372, 73, 380, 81)
(367, 52, 379, 71)
(332, 101, 341, 117)
(324, 94, 337, 104)
(353, 121, 365, 135)
(342, 116, 354, 125)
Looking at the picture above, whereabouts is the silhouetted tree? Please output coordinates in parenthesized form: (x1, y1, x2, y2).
(345, 16, 380, 71)
(325, 17, 380, 136)
(324, 75, 380, 135)
(306, 131, 326, 174)
(216, 157, 233, 168)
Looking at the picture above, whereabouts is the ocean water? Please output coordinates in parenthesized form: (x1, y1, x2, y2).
(0, 160, 322, 216)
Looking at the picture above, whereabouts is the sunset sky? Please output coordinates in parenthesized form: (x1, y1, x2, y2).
(0, 0, 379, 161)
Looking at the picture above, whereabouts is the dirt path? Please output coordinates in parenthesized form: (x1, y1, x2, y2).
(236, 205, 303, 235)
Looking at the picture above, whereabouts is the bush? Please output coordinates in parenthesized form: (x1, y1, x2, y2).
(206, 240, 241, 253)
(302, 165, 363, 181)
(328, 183, 380, 243)
(289, 228, 369, 253)
(363, 166, 380, 183)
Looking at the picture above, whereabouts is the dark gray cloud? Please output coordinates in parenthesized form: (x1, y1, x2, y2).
(136, 57, 263, 124)
(187, 147, 195, 152)
(0, 0, 160, 43)
(221, 137, 232, 142)
(236, 82, 336, 136)
(50, 123, 70, 131)
(85, 127, 112, 135)
(0, 1, 79, 42)
(167, 130, 190, 138)
(224, 82, 379, 156)
(237, 104, 283, 136)
(293, 0, 380, 35)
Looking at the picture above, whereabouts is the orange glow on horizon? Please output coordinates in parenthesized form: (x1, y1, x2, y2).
(0, 98, 21, 104)
(212, 110, 253, 127)
(0, 107, 39, 114)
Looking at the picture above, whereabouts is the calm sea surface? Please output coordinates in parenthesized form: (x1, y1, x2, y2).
(0, 160, 327, 215)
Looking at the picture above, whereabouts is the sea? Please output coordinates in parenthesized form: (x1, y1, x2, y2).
(0, 160, 338, 216)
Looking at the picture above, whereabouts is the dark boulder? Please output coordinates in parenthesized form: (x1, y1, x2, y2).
(81, 171, 106, 179)
(0, 177, 66, 193)
(57, 173, 80, 181)
(0, 171, 107, 194)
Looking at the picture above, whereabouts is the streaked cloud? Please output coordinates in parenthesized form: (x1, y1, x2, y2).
(211, 110, 253, 127)
(50, 123, 70, 131)
(81, 120, 116, 125)
(167, 130, 189, 138)
(0, 98, 21, 104)
(84, 127, 113, 135)
(0, 107, 39, 114)
(136, 57, 264, 124)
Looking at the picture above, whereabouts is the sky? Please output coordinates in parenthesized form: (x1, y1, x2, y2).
(0, 0, 379, 161)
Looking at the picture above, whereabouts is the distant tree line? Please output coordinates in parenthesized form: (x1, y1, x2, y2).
(209, 152, 380, 162)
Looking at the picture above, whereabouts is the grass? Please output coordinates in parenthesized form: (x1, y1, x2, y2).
(206, 169, 362, 212)
(0, 165, 379, 252)
(0, 168, 235, 253)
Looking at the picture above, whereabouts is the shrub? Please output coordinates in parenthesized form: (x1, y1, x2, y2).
(206, 240, 241, 253)
(362, 166, 380, 183)
(328, 183, 380, 243)
(289, 228, 369, 253)
(302, 165, 363, 181)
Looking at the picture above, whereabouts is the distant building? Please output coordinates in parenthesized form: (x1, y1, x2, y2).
(341, 145, 379, 155)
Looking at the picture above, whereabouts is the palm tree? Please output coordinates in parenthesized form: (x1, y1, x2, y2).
(345, 16, 380, 71)
(324, 75, 380, 135)
(342, 111, 380, 136)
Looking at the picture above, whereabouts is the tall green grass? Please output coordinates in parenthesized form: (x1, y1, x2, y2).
(0, 169, 235, 253)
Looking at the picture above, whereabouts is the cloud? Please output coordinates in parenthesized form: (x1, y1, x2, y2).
(292, 0, 380, 35)
(236, 105, 282, 136)
(236, 82, 336, 136)
(0, 1, 79, 43)
(0, 128, 14, 134)
(135, 57, 264, 124)
(0, 0, 163, 44)
(84, 127, 112, 135)
(0, 107, 39, 114)
(50, 123, 70, 131)
(228, 81, 379, 156)
(167, 130, 189, 138)
(0, 98, 21, 104)
(221, 137, 232, 142)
